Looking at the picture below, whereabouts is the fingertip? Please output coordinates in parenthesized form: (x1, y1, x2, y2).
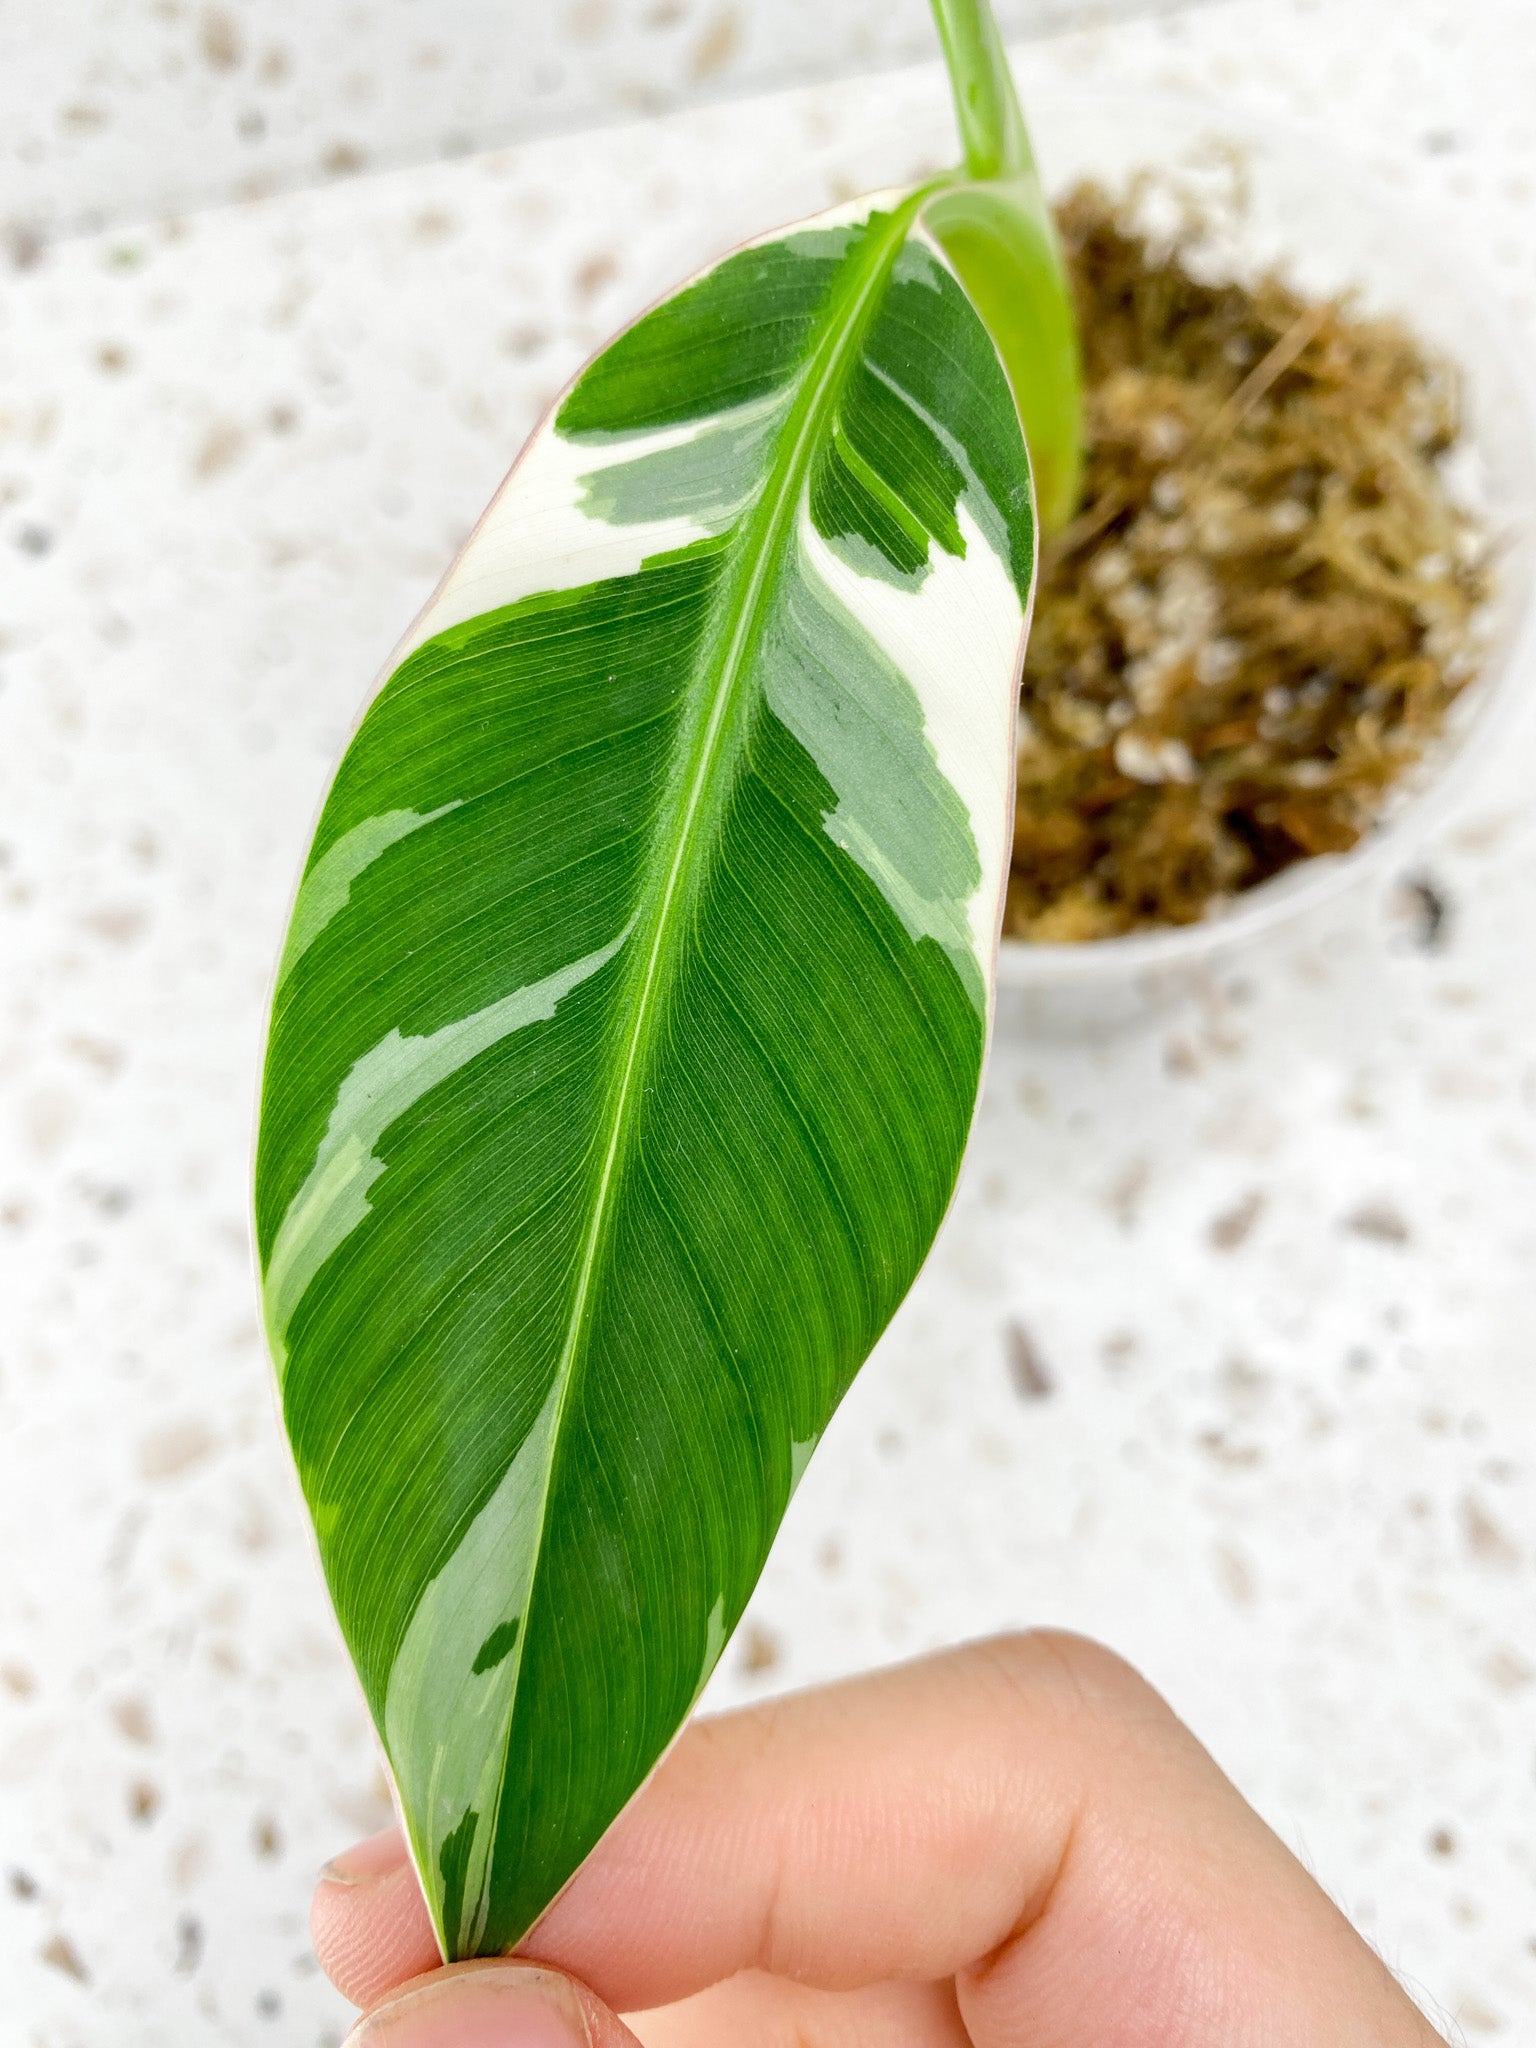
(321, 1825, 413, 1886)
(313, 1839, 442, 2010)
(340, 1962, 639, 2047)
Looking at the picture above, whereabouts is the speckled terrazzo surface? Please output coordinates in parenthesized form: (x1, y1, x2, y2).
(0, 0, 1203, 236)
(4, 2, 1536, 2041)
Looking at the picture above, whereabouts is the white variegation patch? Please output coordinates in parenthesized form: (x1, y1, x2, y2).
(798, 501, 1026, 984)
(747, 183, 906, 251)
(690, 1595, 729, 1708)
(573, 390, 786, 534)
(384, 1369, 562, 1958)
(391, 417, 720, 667)
(264, 925, 628, 1371)
(789, 1431, 819, 1496)
(278, 803, 462, 991)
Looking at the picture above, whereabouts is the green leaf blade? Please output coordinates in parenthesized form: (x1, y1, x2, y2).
(256, 187, 1036, 1959)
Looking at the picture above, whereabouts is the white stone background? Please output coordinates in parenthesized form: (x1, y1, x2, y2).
(0, 0, 1204, 240)
(3, 0, 1536, 2042)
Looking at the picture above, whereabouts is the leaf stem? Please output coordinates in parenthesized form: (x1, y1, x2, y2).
(928, 0, 1034, 183)
(926, 0, 1083, 534)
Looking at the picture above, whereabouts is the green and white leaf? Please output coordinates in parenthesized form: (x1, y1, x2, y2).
(255, 183, 1036, 1960)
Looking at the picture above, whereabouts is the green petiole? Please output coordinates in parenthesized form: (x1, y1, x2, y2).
(926, 0, 1084, 534)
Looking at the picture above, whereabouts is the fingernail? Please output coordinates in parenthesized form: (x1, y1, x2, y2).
(345, 1965, 593, 2048)
(320, 1828, 410, 1886)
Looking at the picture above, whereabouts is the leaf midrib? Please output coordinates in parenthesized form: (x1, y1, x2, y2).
(463, 191, 932, 1942)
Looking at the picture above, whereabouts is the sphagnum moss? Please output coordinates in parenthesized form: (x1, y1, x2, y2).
(1008, 180, 1492, 943)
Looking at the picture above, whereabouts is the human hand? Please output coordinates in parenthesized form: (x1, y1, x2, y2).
(313, 1632, 1445, 2046)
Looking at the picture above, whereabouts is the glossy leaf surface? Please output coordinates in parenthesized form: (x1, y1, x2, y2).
(255, 186, 1036, 1959)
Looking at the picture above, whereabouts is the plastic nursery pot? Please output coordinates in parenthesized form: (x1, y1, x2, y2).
(986, 85, 1536, 1033)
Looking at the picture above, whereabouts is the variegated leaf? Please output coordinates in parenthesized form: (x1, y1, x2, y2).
(256, 184, 1036, 1959)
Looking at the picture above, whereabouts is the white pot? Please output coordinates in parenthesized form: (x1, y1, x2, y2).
(986, 85, 1536, 1031)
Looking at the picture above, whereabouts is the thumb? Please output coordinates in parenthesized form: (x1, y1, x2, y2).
(342, 1961, 642, 2048)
